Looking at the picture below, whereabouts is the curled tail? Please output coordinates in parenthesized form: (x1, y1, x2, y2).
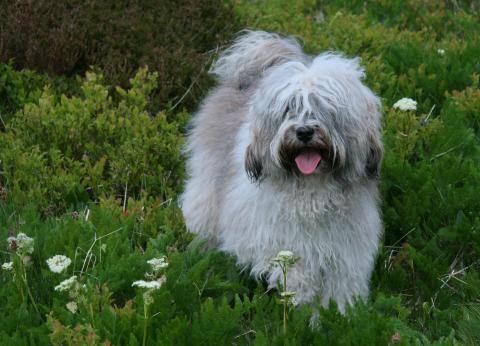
(210, 30, 305, 89)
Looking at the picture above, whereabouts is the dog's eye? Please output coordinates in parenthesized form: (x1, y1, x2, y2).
(284, 106, 295, 119)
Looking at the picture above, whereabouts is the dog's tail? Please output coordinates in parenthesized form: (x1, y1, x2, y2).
(210, 30, 304, 89)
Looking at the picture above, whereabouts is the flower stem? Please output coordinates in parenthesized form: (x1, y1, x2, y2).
(90, 303, 95, 327)
(22, 265, 40, 316)
(283, 265, 287, 335)
(142, 302, 149, 346)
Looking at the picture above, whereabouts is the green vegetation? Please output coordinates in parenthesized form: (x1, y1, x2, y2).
(1, 68, 186, 215)
(0, 0, 479, 344)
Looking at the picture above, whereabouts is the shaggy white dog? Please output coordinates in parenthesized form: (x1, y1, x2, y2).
(181, 31, 383, 312)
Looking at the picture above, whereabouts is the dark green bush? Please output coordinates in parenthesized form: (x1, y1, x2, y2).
(0, 0, 236, 109)
(0, 63, 82, 127)
(0, 68, 186, 215)
(0, 64, 46, 125)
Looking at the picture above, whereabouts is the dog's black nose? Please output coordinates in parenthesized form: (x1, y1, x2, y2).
(296, 126, 314, 142)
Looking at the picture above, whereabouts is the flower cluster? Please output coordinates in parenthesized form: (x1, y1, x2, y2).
(273, 250, 297, 267)
(46, 255, 72, 273)
(3, 233, 40, 313)
(47, 254, 82, 314)
(53, 274, 86, 314)
(393, 98, 417, 111)
(272, 250, 299, 334)
(133, 276, 167, 290)
(147, 257, 168, 272)
(7, 233, 34, 256)
(55, 277, 83, 312)
(1, 261, 13, 271)
(54, 275, 79, 292)
(54, 275, 85, 299)
(66, 301, 78, 314)
(133, 256, 169, 306)
(134, 256, 169, 344)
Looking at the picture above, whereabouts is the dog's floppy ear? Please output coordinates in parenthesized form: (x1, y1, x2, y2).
(366, 129, 383, 179)
(245, 143, 263, 182)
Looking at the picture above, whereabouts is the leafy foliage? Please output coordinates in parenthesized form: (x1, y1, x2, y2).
(0, 68, 186, 215)
(0, 64, 47, 124)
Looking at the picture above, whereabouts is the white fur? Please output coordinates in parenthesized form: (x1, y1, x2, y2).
(181, 31, 383, 312)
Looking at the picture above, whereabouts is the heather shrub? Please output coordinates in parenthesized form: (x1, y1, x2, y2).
(0, 0, 236, 109)
(0, 68, 186, 215)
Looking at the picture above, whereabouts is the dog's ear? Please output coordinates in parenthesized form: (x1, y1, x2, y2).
(366, 130, 383, 179)
(245, 143, 263, 182)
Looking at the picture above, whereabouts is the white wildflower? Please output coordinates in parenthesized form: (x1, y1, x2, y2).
(273, 250, 297, 266)
(2, 261, 13, 271)
(393, 98, 417, 111)
(147, 257, 168, 272)
(7, 232, 35, 255)
(66, 301, 78, 314)
(132, 280, 161, 290)
(279, 291, 296, 298)
(54, 275, 85, 299)
(437, 48, 445, 56)
(54, 275, 78, 292)
(46, 255, 72, 273)
(133, 276, 166, 290)
(16, 233, 35, 254)
(290, 296, 299, 306)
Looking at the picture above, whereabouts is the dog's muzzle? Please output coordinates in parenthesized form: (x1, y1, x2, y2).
(293, 126, 322, 175)
(296, 126, 314, 143)
(278, 125, 329, 176)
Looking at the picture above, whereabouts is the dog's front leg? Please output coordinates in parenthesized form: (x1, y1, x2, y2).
(319, 262, 372, 314)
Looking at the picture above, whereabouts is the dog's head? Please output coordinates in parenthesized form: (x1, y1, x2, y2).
(245, 54, 383, 184)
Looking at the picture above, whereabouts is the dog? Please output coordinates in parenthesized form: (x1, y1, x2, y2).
(181, 30, 383, 312)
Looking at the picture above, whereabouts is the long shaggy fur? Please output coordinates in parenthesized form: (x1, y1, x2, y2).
(181, 30, 383, 311)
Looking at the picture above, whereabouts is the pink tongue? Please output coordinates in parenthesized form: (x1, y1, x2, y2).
(295, 152, 322, 175)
